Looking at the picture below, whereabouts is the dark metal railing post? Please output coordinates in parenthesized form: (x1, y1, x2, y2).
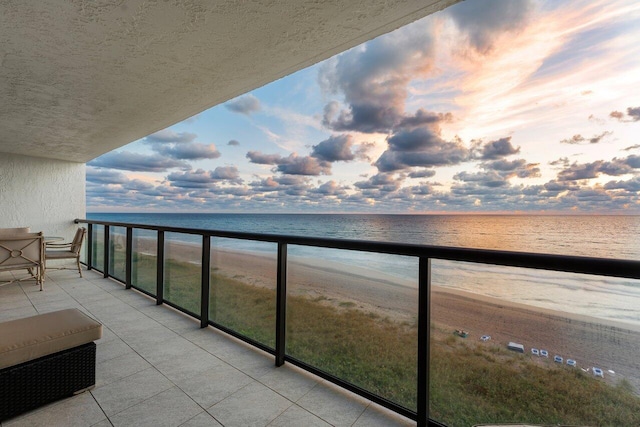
(103, 225, 110, 278)
(200, 235, 211, 328)
(275, 242, 288, 367)
(86, 223, 93, 271)
(156, 230, 164, 305)
(125, 227, 133, 289)
(417, 257, 431, 427)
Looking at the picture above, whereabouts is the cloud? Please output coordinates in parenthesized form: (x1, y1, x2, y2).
(604, 176, 640, 192)
(246, 151, 331, 175)
(454, 170, 507, 188)
(447, 0, 534, 54)
(557, 156, 639, 181)
(166, 167, 242, 188)
(311, 180, 348, 196)
(89, 151, 189, 172)
(374, 128, 469, 172)
(311, 135, 356, 162)
(86, 167, 129, 184)
(623, 144, 640, 151)
(246, 151, 283, 165)
(319, 20, 437, 134)
(355, 173, 403, 192)
(560, 131, 612, 144)
(481, 158, 541, 179)
(276, 154, 331, 176)
(408, 169, 436, 179)
(479, 137, 520, 159)
(610, 106, 640, 122)
(225, 94, 261, 115)
(144, 130, 197, 144)
(549, 157, 570, 167)
(154, 143, 221, 160)
(228, 140, 240, 146)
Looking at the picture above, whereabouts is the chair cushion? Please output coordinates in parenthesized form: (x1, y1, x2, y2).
(0, 309, 102, 369)
(45, 250, 75, 259)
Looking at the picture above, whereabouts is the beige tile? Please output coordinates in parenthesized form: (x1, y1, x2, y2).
(132, 336, 200, 366)
(154, 348, 224, 383)
(109, 387, 201, 427)
(96, 352, 152, 388)
(259, 364, 318, 402)
(267, 404, 331, 427)
(208, 382, 292, 427)
(96, 338, 133, 364)
(175, 364, 253, 409)
(353, 404, 415, 427)
(4, 392, 106, 427)
(296, 381, 368, 427)
(91, 368, 173, 416)
(179, 411, 223, 427)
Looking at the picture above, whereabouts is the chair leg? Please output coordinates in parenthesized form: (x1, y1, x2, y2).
(77, 257, 83, 278)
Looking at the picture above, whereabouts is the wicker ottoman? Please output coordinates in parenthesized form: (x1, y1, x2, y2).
(0, 309, 102, 421)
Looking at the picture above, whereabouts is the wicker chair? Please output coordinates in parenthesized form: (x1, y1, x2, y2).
(0, 232, 44, 290)
(44, 228, 86, 278)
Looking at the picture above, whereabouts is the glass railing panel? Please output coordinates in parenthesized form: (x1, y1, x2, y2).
(428, 259, 640, 427)
(209, 238, 277, 349)
(108, 226, 126, 281)
(286, 246, 419, 411)
(131, 228, 157, 296)
(164, 232, 201, 314)
(91, 225, 104, 272)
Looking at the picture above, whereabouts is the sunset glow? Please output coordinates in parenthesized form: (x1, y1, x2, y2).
(87, 0, 640, 213)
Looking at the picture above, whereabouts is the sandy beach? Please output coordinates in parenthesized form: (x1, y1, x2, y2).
(135, 238, 640, 392)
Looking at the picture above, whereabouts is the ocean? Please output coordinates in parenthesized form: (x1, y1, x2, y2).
(86, 213, 640, 327)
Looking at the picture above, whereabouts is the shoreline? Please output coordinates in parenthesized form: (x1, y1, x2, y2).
(131, 237, 640, 391)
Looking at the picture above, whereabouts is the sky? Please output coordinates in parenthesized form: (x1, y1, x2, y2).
(87, 0, 640, 214)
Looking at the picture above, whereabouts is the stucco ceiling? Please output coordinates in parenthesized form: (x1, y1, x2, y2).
(0, 0, 459, 163)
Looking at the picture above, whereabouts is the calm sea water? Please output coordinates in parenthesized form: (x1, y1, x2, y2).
(87, 213, 640, 326)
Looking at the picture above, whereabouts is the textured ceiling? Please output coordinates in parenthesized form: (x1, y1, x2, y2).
(0, 0, 458, 162)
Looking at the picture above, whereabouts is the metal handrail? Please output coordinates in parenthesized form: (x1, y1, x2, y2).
(75, 218, 640, 427)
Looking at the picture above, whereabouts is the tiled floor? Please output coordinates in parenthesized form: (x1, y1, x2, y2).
(0, 266, 415, 427)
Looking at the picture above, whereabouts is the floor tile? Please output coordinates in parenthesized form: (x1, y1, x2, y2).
(208, 382, 292, 427)
(109, 387, 201, 427)
(96, 352, 152, 388)
(267, 404, 331, 427)
(353, 404, 415, 427)
(179, 411, 223, 427)
(175, 364, 254, 409)
(259, 364, 318, 402)
(91, 367, 173, 416)
(4, 392, 106, 427)
(296, 381, 368, 427)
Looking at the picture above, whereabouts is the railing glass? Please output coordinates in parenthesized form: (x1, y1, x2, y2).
(286, 246, 419, 411)
(108, 226, 126, 281)
(210, 238, 277, 349)
(428, 260, 640, 427)
(131, 228, 157, 296)
(164, 232, 201, 315)
(90, 224, 104, 272)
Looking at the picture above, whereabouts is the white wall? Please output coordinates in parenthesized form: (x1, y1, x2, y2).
(0, 153, 85, 240)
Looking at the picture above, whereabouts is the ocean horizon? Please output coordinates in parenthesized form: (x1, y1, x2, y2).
(87, 212, 640, 327)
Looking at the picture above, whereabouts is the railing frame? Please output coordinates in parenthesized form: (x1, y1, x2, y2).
(78, 218, 640, 427)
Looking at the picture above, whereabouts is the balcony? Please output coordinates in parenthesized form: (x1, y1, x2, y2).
(0, 267, 412, 427)
(2, 218, 640, 426)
